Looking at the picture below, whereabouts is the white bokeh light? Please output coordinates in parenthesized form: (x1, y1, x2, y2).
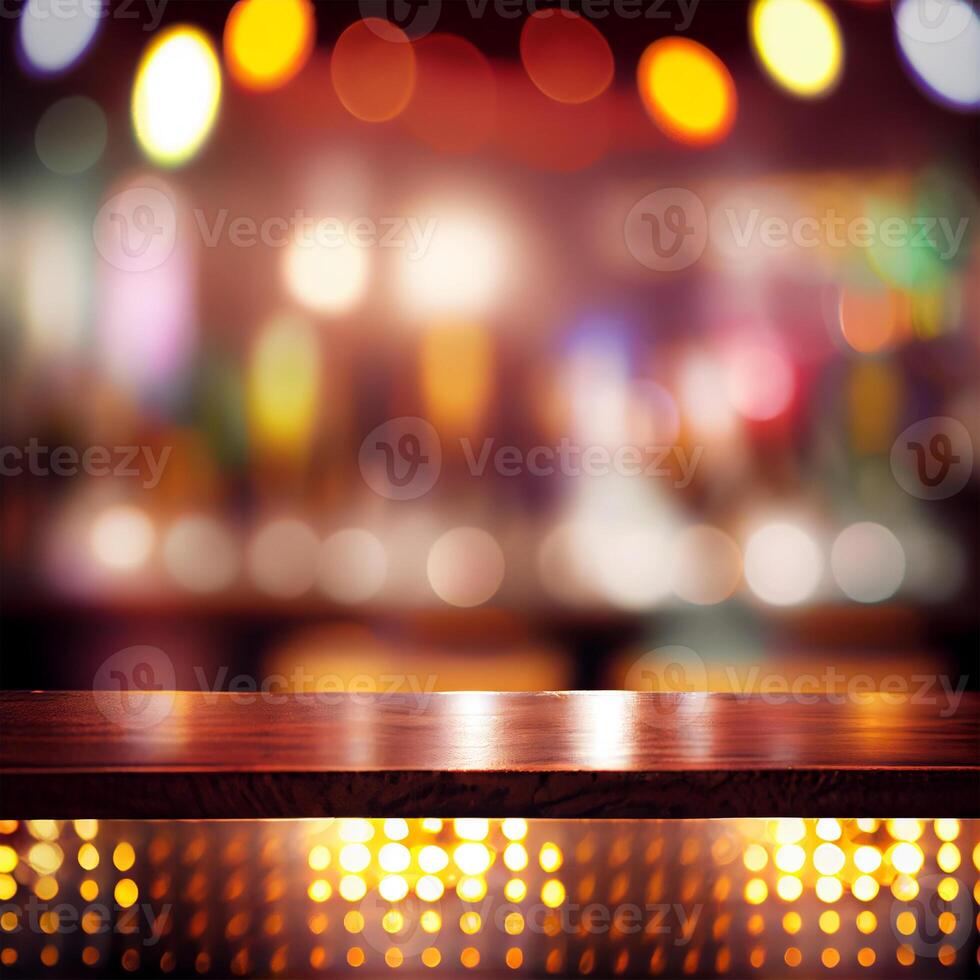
(894, 0, 980, 109)
(427, 527, 505, 607)
(320, 528, 388, 603)
(282, 238, 369, 314)
(19, 0, 101, 74)
(163, 516, 239, 593)
(248, 519, 319, 598)
(398, 211, 507, 318)
(744, 522, 823, 606)
(90, 505, 155, 572)
(831, 522, 905, 603)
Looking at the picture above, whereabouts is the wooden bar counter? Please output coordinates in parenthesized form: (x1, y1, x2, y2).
(1, 691, 977, 819)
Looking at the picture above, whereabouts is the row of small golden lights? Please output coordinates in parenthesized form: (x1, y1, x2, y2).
(1, 818, 978, 973)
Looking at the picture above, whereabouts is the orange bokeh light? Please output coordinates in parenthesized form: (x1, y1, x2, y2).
(403, 33, 497, 154)
(520, 10, 614, 105)
(224, 0, 315, 91)
(839, 287, 909, 354)
(637, 37, 736, 145)
(330, 18, 416, 123)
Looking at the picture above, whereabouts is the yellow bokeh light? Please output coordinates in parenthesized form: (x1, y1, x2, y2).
(454, 819, 490, 842)
(890, 842, 924, 875)
(385, 948, 403, 968)
(113, 842, 135, 872)
(743, 844, 768, 872)
(384, 819, 409, 841)
(418, 846, 449, 874)
(541, 879, 566, 908)
(339, 875, 367, 902)
(750, 0, 842, 97)
(378, 875, 409, 903)
(776, 875, 803, 901)
(815, 819, 841, 842)
(344, 910, 364, 933)
(339, 843, 371, 873)
(813, 843, 845, 876)
(782, 911, 802, 934)
(0, 876, 15, 901)
(774, 844, 806, 873)
(382, 910, 403, 934)
(0, 848, 16, 874)
(856, 910, 877, 934)
(937, 842, 960, 872)
(132, 26, 222, 166)
(422, 947, 441, 967)
(637, 37, 736, 145)
(224, 0, 314, 90)
(503, 843, 528, 872)
(420, 910, 441, 934)
(888, 819, 923, 842)
(938, 877, 959, 901)
(248, 314, 320, 456)
(308, 845, 330, 871)
(504, 878, 527, 902)
(501, 819, 528, 841)
(79, 879, 98, 902)
(815, 876, 843, 903)
(454, 843, 492, 876)
(744, 878, 768, 904)
(307, 879, 330, 902)
(379, 843, 410, 874)
(854, 845, 881, 873)
(818, 910, 840, 934)
(773, 818, 806, 844)
(457, 876, 487, 903)
(892, 875, 919, 901)
(77, 843, 99, 871)
(114, 878, 139, 908)
(852, 875, 879, 902)
(416, 876, 444, 902)
(339, 819, 374, 843)
(935, 819, 960, 842)
(896, 911, 916, 936)
(504, 912, 524, 935)
(73, 820, 98, 841)
(539, 843, 563, 873)
(28, 842, 62, 875)
(459, 911, 481, 935)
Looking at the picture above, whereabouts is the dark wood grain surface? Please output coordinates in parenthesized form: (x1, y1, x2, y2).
(2, 691, 977, 818)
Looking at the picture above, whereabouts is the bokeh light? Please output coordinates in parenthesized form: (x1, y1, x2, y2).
(247, 519, 319, 599)
(750, 0, 843, 98)
(671, 525, 743, 605)
(163, 516, 240, 594)
(894, 0, 980, 109)
(18, 0, 101, 75)
(744, 522, 822, 605)
(34, 96, 107, 175)
(838, 286, 908, 354)
(282, 237, 368, 315)
(831, 522, 905, 603)
(132, 26, 222, 166)
(637, 38, 736, 145)
(90, 506, 155, 572)
(224, 0, 314, 91)
(397, 210, 507, 318)
(319, 529, 387, 603)
(723, 343, 795, 421)
(427, 527, 505, 607)
(520, 10, 614, 105)
(330, 19, 416, 123)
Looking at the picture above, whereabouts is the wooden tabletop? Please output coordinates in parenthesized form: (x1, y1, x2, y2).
(1, 690, 977, 818)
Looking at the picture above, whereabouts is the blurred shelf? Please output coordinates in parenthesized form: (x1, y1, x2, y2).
(1, 690, 977, 819)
